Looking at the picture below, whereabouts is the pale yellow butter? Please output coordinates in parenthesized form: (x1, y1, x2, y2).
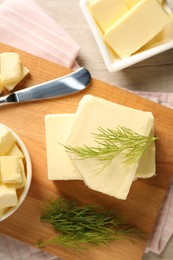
(0, 125, 16, 155)
(8, 143, 24, 158)
(0, 184, 18, 209)
(125, 0, 163, 8)
(0, 52, 22, 85)
(12, 159, 26, 189)
(45, 114, 82, 180)
(5, 65, 30, 91)
(0, 75, 5, 94)
(89, 0, 128, 33)
(66, 95, 155, 200)
(0, 207, 9, 218)
(135, 128, 156, 178)
(0, 156, 22, 184)
(104, 0, 172, 58)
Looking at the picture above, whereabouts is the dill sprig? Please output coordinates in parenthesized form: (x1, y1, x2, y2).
(64, 126, 158, 171)
(37, 197, 146, 249)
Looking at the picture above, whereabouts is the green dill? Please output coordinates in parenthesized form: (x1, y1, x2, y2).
(37, 197, 146, 249)
(64, 126, 158, 172)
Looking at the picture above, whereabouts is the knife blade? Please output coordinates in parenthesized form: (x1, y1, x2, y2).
(0, 67, 91, 106)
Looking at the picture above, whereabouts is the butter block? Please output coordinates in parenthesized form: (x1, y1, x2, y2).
(5, 65, 30, 91)
(89, 0, 128, 33)
(0, 156, 22, 184)
(0, 125, 16, 155)
(125, 0, 163, 8)
(45, 114, 82, 180)
(66, 95, 155, 200)
(0, 184, 18, 209)
(0, 52, 22, 85)
(104, 0, 172, 58)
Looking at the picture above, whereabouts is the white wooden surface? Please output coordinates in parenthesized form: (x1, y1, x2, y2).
(1, 0, 173, 259)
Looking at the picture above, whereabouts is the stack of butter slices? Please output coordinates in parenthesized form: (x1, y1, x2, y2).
(0, 52, 29, 93)
(88, 0, 172, 58)
(45, 95, 157, 200)
(0, 124, 26, 218)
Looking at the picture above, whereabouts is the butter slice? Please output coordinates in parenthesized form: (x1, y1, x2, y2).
(66, 95, 155, 200)
(89, 0, 128, 33)
(0, 156, 22, 184)
(45, 114, 82, 180)
(135, 128, 156, 178)
(0, 52, 22, 85)
(104, 0, 172, 58)
(0, 184, 18, 209)
(125, 0, 163, 8)
(0, 125, 16, 155)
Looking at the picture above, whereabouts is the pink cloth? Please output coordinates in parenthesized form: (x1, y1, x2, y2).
(0, 0, 173, 258)
(134, 91, 173, 255)
(0, 0, 80, 69)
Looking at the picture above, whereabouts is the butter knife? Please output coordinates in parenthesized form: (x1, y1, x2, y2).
(0, 67, 91, 106)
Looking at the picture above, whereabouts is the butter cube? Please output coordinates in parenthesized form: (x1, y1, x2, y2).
(8, 143, 24, 158)
(45, 114, 82, 180)
(0, 156, 22, 184)
(0, 184, 18, 209)
(0, 52, 22, 85)
(0, 125, 16, 155)
(66, 95, 155, 200)
(5, 65, 30, 91)
(104, 0, 172, 58)
(89, 0, 128, 33)
(15, 159, 26, 189)
(0, 207, 9, 218)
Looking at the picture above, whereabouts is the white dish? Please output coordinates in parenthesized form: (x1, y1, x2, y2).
(79, 0, 173, 72)
(0, 123, 32, 222)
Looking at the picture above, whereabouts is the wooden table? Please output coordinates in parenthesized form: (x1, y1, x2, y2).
(1, 1, 173, 260)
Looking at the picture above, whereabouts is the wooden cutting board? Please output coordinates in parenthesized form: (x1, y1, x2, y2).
(0, 43, 173, 260)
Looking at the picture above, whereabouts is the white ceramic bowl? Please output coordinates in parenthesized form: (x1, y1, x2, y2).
(0, 123, 32, 222)
(79, 0, 173, 72)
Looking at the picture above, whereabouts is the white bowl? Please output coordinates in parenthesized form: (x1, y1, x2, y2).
(79, 0, 173, 72)
(0, 123, 32, 222)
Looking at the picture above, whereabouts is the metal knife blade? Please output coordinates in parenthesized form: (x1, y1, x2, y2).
(0, 67, 91, 106)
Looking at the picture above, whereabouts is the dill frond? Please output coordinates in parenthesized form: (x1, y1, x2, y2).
(64, 126, 158, 172)
(37, 197, 146, 249)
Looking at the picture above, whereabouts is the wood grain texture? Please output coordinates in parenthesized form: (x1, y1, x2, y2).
(0, 43, 173, 260)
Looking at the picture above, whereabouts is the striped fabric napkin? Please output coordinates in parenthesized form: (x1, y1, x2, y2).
(0, 0, 173, 258)
(133, 91, 173, 255)
(0, 0, 80, 69)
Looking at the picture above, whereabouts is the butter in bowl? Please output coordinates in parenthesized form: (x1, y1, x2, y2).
(0, 124, 32, 222)
(80, 0, 173, 72)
